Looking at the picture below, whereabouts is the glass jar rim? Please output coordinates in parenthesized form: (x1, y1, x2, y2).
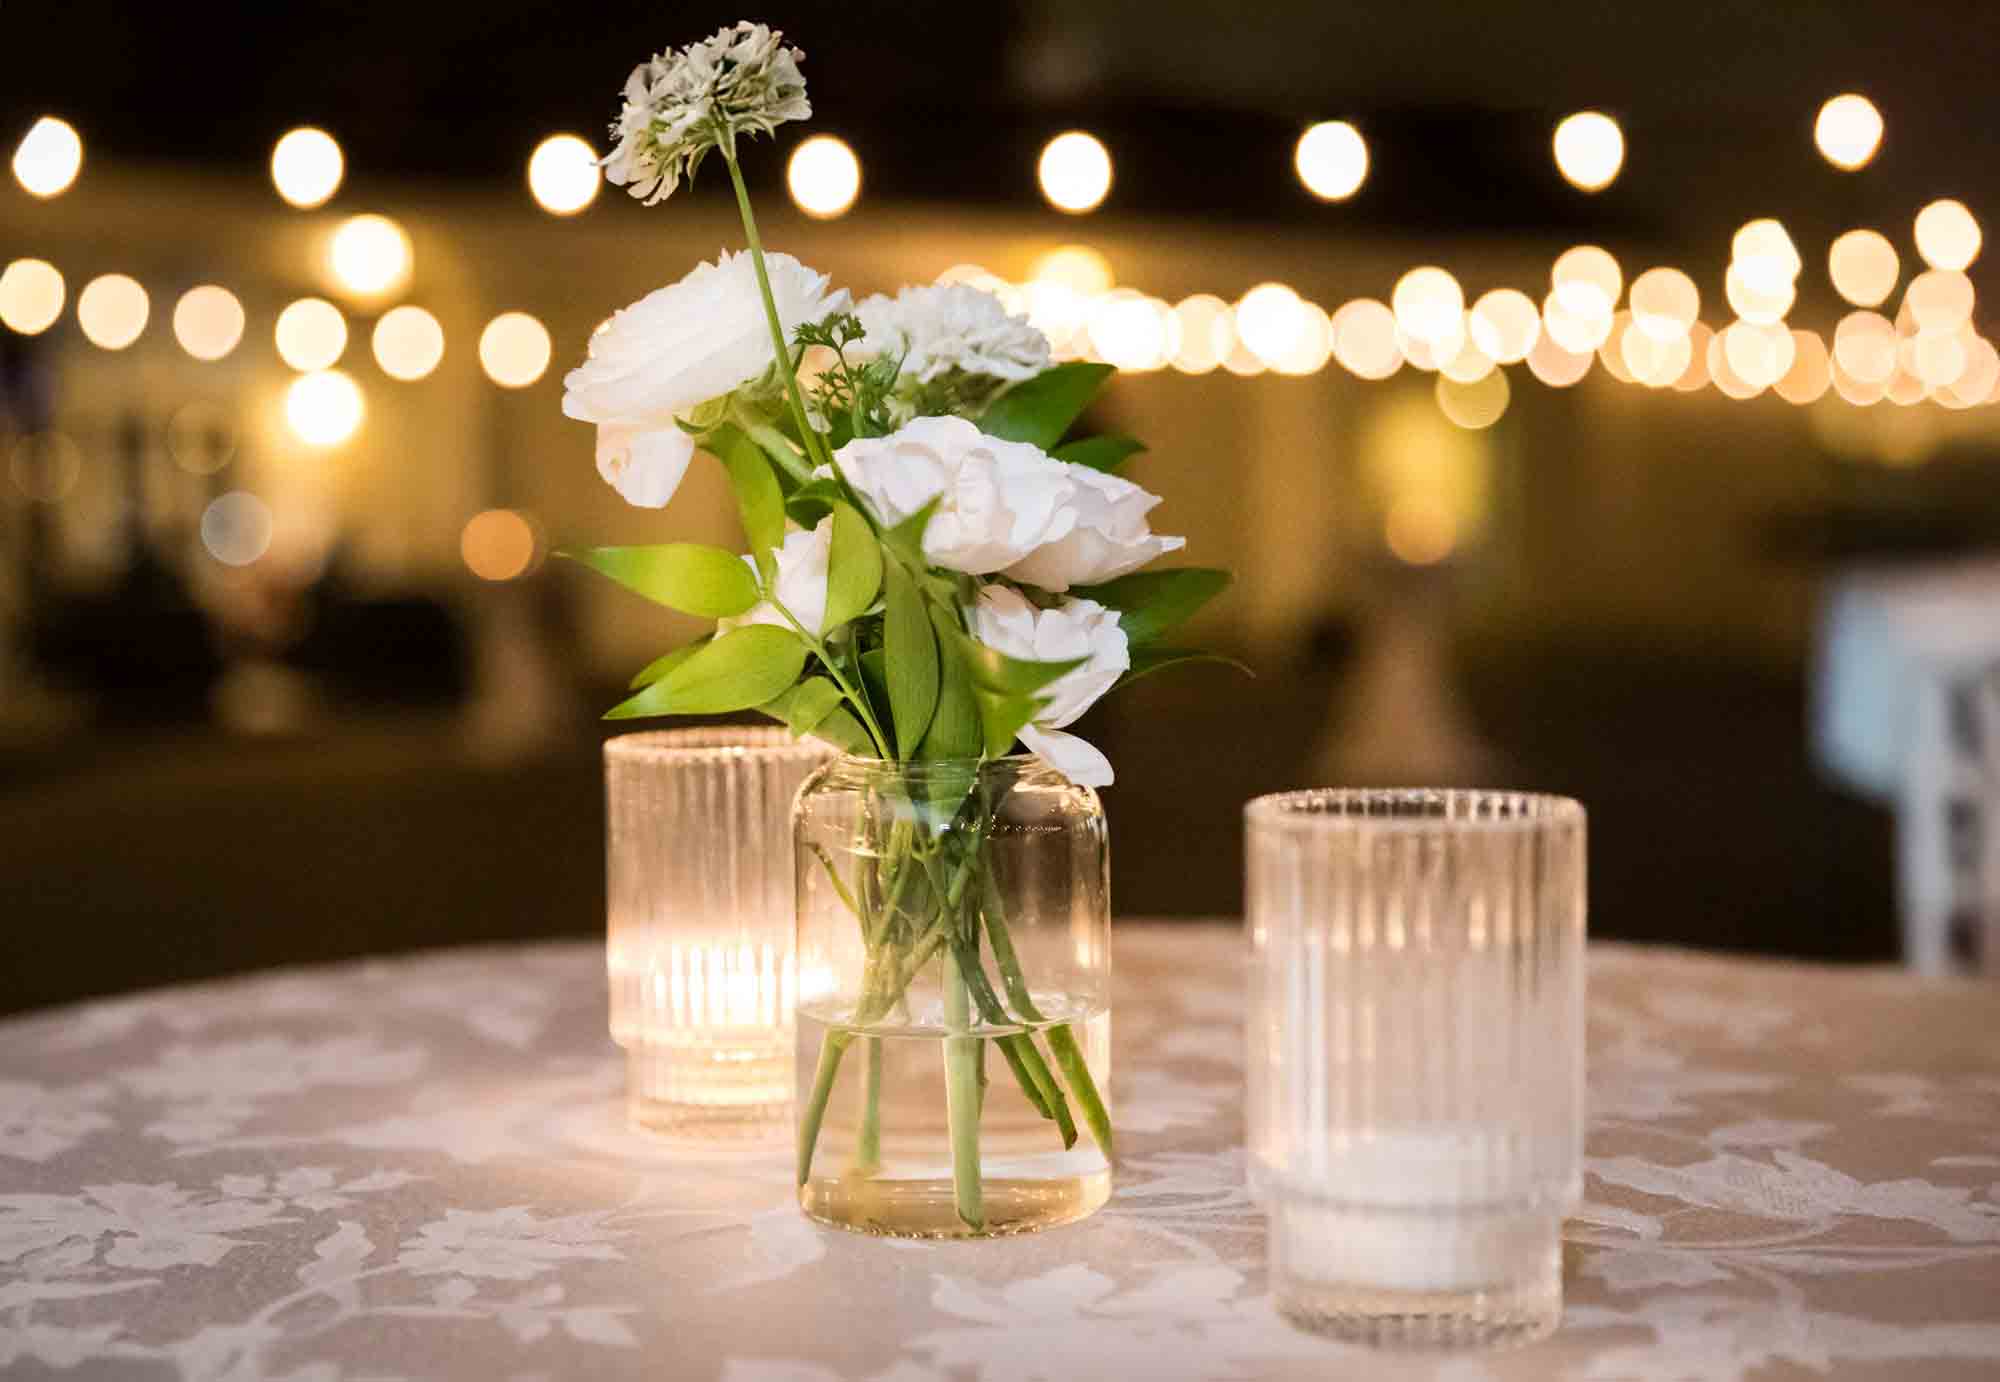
(810, 752, 1069, 787)
(603, 726, 837, 764)
(1244, 788, 1583, 833)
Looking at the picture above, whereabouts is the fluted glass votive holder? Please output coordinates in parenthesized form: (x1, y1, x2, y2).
(1245, 789, 1586, 1349)
(606, 728, 835, 1137)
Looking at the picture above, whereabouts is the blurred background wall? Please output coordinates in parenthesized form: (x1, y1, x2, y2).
(4, 1, 1997, 1014)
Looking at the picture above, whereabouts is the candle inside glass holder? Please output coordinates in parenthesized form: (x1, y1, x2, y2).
(1246, 789, 1586, 1349)
(605, 728, 834, 1136)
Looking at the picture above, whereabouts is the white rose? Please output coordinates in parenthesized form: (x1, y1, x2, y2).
(969, 584, 1129, 787)
(1003, 463, 1186, 592)
(830, 415, 1077, 575)
(719, 517, 832, 638)
(563, 249, 846, 507)
(853, 283, 1051, 383)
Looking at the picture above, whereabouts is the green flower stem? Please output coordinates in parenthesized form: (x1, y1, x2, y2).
(854, 1035, 882, 1173)
(761, 595, 889, 756)
(981, 865, 1114, 1161)
(796, 1028, 850, 1187)
(722, 148, 830, 475)
(940, 943, 985, 1229)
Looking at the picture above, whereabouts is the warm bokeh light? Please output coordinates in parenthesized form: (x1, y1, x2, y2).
(479, 311, 553, 387)
(1235, 282, 1309, 365)
(1294, 120, 1368, 201)
(527, 134, 601, 215)
(286, 370, 365, 446)
(1391, 266, 1464, 345)
(1170, 294, 1234, 374)
(1468, 288, 1540, 363)
(1270, 300, 1332, 375)
(1830, 355, 1887, 406)
(1828, 229, 1900, 308)
(1815, 94, 1883, 171)
(1385, 495, 1460, 565)
(1724, 262, 1796, 326)
(785, 134, 859, 219)
(372, 305, 446, 381)
(76, 274, 149, 350)
(1023, 281, 1088, 351)
(1886, 368, 1927, 407)
(1552, 111, 1624, 192)
(1031, 245, 1114, 296)
(173, 285, 246, 362)
(1619, 316, 1690, 387)
(1435, 368, 1510, 430)
(201, 491, 273, 567)
(461, 509, 541, 581)
(1913, 199, 1981, 272)
(1905, 269, 1974, 331)
(1551, 245, 1623, 313)
(1438, 332, 1496, 384)
(168, 400, 236, 474)
(1541, 288, 1613, 354)
(1673, 323, 1714, 391)
(0, 259, 65, 335)
(1724, 320, 1796, 390)
(1219, 336, 1268, 377)
(1331, 298, 1402, 380)
(1037, 131, 1112, 214)
(1733, 219, 1804, 282)
(270, 127, 344, 209)
(12, 116, 83, 198)
(1525, 330, 1592, 387)
(1833, 310, 1898, 384)
(1598, 312, 1639, 384)
(1775, 330, 1832, 404)
(1910, 330, 1966, 388)
(1946, 335, 2000, 405)
(8, 431, 82, 503)
(1628, 268, 1699, 342)
(1707, 330, 1761, 400)
(328, 214, 414, 299)
(1089, 293, 1173, 372)
(274, 297, 348, 372)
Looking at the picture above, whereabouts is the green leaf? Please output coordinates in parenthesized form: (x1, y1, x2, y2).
(711, 426, 785, 584)
(977, 362, 1115, 449)
(975, 688, 1045, 758)
(823, 501, 882, 630)
(919, 608, 983, 760)
(881, 561, 939, 759)
(804, 706, 875, 755)
(1116, 645, 1253, 690)
(604, 625, 808, 719)
(628, 639, 707, 690)
(941, 623, 1085, 696)
(784, 477, 843, 530)
(882, 496, 941, 567)
(564, 544, 758, 619)
(759, 678, 846, 737)
(1074, 567, 1232, 646)
(1053, 435, 1145, 473)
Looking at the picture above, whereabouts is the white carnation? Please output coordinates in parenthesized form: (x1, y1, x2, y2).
(1004, 464, 1186, 592)
(829, 416, 1077, 575)
(720, 518, 833, 637)
(603, 22, 811, 206)
(969, 585, 1129, 787)
(563, 249, 846, 507)
(854, 283, 1051, 383)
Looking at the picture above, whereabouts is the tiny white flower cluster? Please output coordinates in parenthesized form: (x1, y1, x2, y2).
(853, 283, 1052, 385)
(603, 21, 810, 205)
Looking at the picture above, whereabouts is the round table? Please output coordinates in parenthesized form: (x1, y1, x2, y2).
(3, 924, 1998, 1380)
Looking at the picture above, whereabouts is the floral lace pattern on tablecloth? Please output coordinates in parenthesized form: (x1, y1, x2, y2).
(3, 929, 1998, 1381)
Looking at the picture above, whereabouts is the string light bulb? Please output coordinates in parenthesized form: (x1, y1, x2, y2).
(1814, 94, 1883, 171)
(1294, 121, 1368, 201)
(786, 134, 860, 219)
(271, 127, 344, 208)
(12, 116, 83, 198)
(1552, 112, 1624, 192)
(1037, 132, 1112, 214)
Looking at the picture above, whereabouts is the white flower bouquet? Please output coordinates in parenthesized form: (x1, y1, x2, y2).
(563, 22, 1234, 1230)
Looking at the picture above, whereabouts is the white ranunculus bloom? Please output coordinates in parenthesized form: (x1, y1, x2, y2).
(563, 249, 846, 508)
(720, 518, 833, 638)
(604, 22, 811, 206)
(969, 584, 1130, 787)
(830, 416, 1077, 575)
(853, 283, 1052, 384)
(1003, 463, 1186, 592)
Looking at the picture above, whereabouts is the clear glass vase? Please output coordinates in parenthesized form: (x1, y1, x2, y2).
(792, 755, 1113, 1238)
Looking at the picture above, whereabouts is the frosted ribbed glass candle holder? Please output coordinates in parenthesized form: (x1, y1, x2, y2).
(606, 728, 834, 1137)
(1245, 789, 1586, 1349)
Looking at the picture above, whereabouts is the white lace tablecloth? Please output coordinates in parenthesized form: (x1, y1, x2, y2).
(4, 925, 1999, 1381)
